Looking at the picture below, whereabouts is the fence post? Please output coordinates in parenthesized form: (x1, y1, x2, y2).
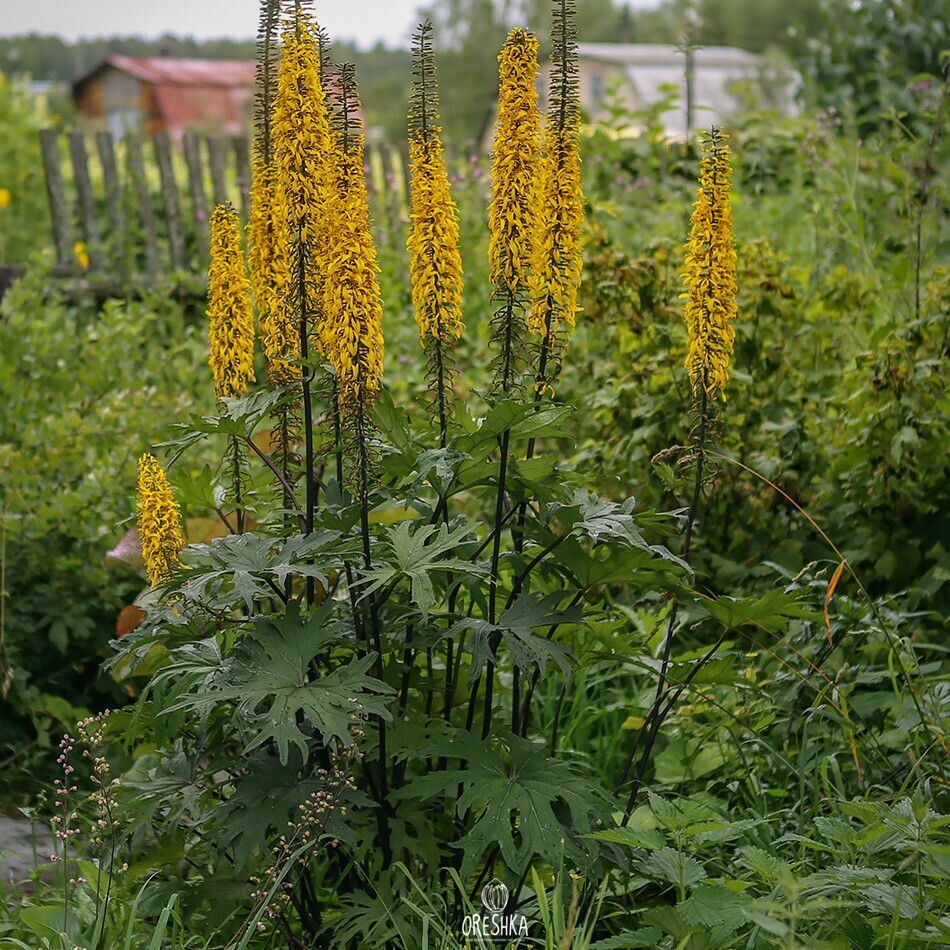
(125, 136, 161, 278)
(38, 130, 74, 268)
(154, 132, 187, 272)
(183, 132, 210, 268)
(232, 135, 251, 222)
(95, 131, 129, 279)
(67, 132, 103, 272)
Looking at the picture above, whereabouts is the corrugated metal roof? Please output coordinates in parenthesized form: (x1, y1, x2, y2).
(151, 83, 252, 135)
(99, 55, 256, 87)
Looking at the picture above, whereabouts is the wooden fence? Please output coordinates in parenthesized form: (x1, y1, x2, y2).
(38, 130, 250, 293)
(33, 129, 422, 297)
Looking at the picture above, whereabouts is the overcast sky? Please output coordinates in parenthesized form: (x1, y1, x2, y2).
(1, 1, 428, 48)
(1, 0, 658, 49)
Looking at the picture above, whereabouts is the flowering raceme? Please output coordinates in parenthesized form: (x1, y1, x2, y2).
(682, 129, 737, 402)
(529, 125, 583, 341)
(137, 453, 185, 586)
(272, 12, 331, 275)
(488, 28, 541, 300)
(208, 203, 255, 400)
(320, 117, 385, 415)
(529, 102, 583, 341)
(408, 134, 464, 345)
(248, 160, 295, 386)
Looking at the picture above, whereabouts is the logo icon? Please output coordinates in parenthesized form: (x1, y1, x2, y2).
(461, 873, 528, 943)
(481, 880, 509, 914)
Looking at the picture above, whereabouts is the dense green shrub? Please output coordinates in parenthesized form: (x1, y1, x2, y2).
(0, 271, 212, 798)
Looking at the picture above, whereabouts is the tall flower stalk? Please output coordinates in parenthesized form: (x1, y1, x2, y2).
(320, 63, 390, 860)
(320, 70, 385, 439)
(477, 28, 542, 740)
(248, 1, 297, 562)
(400, 20, 466, 765)
(247, 0, 286, 381)
(137, 454, 186, 587)
(511, 0, 584, 735)
(683, 128, 738, 404)
(272, 1, 333, 550)
(407, 20, 464, 448)
(619, 128, 737, 818)
(208, 202, 256, 532)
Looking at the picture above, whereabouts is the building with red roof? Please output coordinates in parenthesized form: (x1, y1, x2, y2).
(72, 55, 256, 139)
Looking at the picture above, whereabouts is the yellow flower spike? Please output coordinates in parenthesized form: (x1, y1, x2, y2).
(488, 28, 542, 302)
(137, 453, 186, 587)
(208, 203, 256, 400)
(0, 188, 11, 207)
(529, 0, 583, 369)
(272, 8, 332, 318)
(320, 70, 385, 419)
(408, 133, 464, 346)
(528, 120, 583, 340)
(248, 159, 296, 386)
(682, 128, 737, 402)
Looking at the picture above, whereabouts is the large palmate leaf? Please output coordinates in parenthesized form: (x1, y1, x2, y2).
(451, 591, 581, 678)
(400, 732, 609, 876)
(542, 489, 690, 590)
(166, 603, 394, 765)
(176, 530, 348, 613)
(356, 520, 488, 619)
(553, 489, 646, 545)
(554, 537, 688, 590)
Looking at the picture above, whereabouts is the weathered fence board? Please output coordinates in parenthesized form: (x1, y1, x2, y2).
(182, 132, 210, 267)
(38, 129, 74, 268)
(35, 129, 254, 291)
(232, 136, 252, 221)
(68, 132, 103, 271)
(207, 136, 230, 209)
(95, 131, 128, 275)
(154, 132, 187, 272)
(124, 135, 162, 278)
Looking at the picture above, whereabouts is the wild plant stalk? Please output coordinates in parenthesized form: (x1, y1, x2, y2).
(78, 712, 121, 950)
(272, 3, 333, 606)
(514, 0, 583, 730)
(617, 128, 737, 819)
(618, 385, 709, 814)
(50, 734, 77, 935)
(228, 749, 358, 949)
(319, 61, 391, 861)
(710, 448, 949, 777)
(404, 20, 464, 748)
(476, 27, 542, 740)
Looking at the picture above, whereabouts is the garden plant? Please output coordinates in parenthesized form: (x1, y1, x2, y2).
(0, 0, 947, 947)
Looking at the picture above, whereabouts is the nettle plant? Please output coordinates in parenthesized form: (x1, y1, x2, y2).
(108, 0, 748, 942)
